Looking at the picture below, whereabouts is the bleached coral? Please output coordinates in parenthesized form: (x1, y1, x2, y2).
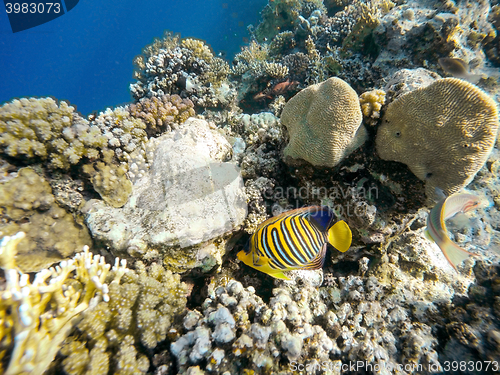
(0, 232, 128, 375)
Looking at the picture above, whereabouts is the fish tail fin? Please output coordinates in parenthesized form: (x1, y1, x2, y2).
(440, 237, 477, 270)
(327, 220, 352, 253)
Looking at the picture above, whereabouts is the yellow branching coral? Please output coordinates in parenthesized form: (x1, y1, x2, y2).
(359, 89, 386, 125)
(235, 40, 270, 64)
(0, 232, 128, 375)
(263, 62, 290, 79)
(181, 38, 214, 62)
(203, 57, 231, 87)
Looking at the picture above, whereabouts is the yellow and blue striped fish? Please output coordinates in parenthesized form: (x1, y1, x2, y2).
(237, 206, 352, 280)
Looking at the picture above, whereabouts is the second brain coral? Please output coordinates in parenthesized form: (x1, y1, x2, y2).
(281, 77, 367, 167)
(376, 77, 499, 198)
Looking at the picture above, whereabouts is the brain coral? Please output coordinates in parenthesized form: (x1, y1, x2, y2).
(376, 78, 499, 198)
(281, 77, 367, 167)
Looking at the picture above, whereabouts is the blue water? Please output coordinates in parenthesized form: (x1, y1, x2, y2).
(0, 0, 267, 115)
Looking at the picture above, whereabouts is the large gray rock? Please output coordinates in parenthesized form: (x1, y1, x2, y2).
(85, 118, 247, 272)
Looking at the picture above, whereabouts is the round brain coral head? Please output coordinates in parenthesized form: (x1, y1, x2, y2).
(281, 77, 366, 168)
(376, 78, 499, 198)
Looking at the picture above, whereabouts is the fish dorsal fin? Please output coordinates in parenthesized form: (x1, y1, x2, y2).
(307, 206, 334, 232)
(328, 220, 352, 252)
(303, 243, 328, 270)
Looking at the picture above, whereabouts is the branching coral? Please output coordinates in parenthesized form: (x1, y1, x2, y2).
(0, 232, 128, 375)
(359, 88, 386, 125)
(263, 61, 290, 79)
(90, 107, 147, 164)
(127, 94, 195, 135)
(130, 34, 233, 108)
(0, 98, 107, 170)
(181, 38, 214, 62)
(60, 261, 188, 375)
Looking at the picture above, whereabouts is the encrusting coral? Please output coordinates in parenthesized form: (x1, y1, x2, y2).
(0, 98, 107, 170)
(281, 77, 367, 167)
(376, 77, 499, 199)
(0, 167, 92, 272)
(0, 232, 128, 375)
(61, 261, 188, 375)
(82, 162, 132, 208)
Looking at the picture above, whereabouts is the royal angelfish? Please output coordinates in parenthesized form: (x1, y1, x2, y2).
(237, 206, 352, 280)
(425, 192, 482, 270)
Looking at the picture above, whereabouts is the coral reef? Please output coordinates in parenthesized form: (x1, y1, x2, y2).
(0, 98, 107, 170)
(376, 77, 499, 199)
(373, 0, 496, 83)
(90, 106, 147, 164)
(0, 167, 92, 272)
(0, 232, 127, 375)
(61, 261, 188, 375)
(130, 32, 236, 109)
(84, 119, 247, 273)
(281, 77, 367, 167)
(127, 94, 195, 135)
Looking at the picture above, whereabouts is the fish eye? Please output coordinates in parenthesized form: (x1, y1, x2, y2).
(425, 172, 433, 179)
(395, 131, 401, 137)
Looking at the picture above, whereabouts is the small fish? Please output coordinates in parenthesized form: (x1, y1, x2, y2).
(237, 206, 352, 280)
(438, 57, 483, 84)
(425, 192, 482, 270)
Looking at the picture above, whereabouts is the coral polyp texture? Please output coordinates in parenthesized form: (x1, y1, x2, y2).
(281, 77, 367, 167)
(0, 232, 128, 375)
(0, 97, 107, 170)
(376, 77, 499, 198)
(359, 88, 386, 125)
(127, 94, 195, 135)
(90, 106, 147, 164)
(130, 32, 234, 108)
(61, 261, 188, 375)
